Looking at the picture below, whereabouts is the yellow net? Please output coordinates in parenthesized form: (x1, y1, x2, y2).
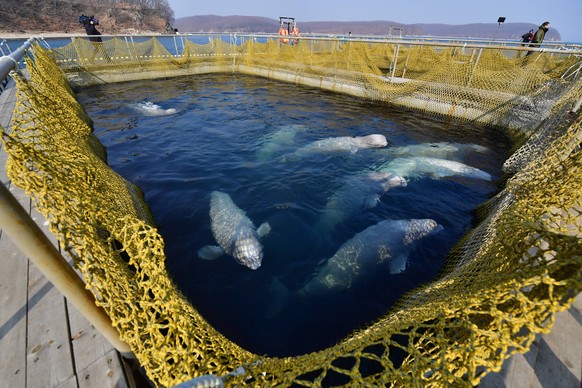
(1, 37, 580, 387)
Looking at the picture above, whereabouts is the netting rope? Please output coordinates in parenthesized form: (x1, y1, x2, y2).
(1, 38, 580, 387)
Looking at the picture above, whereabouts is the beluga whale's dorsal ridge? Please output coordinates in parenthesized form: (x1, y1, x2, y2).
(197, 190, 271, 270)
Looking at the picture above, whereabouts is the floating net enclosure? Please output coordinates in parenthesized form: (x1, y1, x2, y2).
(1, 36, 581, 387)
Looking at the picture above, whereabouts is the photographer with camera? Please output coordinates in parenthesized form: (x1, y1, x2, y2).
(79, 15, 102, 42)
(79, 15, 109, 63)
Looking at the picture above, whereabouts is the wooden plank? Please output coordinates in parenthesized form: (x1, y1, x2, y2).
(76, 349, 128, 388)
(55, 374, 81, 388)
(531, 294, 582, 388)
(24, 278, 75, 388)
(67, 298, 127, 386)
(480, 294, 582, 387)
(25, 205, 77, 387)
(65, 245, 130, 387)
(0, 91, 29, 387)
(0, 77, 16, 128)
(0, 210, 29, 387)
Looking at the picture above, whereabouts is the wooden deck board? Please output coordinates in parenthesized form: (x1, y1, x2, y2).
(25, 263, 75, 387)
(0, 203, 29, 387)
(68, 301, 129, 388)
(26, 205, 79, 387)
(76, 349, 128, 388)
(0, 81, 28, 387)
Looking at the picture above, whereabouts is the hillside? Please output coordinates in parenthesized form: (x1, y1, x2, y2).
(0, 0, 175, 35)
(0, 4, 561, 41)
(174, 15, 562, 41)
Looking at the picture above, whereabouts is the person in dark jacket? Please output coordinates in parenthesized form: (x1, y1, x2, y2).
(79, 15, 109, 62)
(83, 17, 102, 42)
(526, 22, 550, 56)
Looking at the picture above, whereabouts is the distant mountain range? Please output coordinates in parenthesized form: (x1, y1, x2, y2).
(174, 15, 561, 41)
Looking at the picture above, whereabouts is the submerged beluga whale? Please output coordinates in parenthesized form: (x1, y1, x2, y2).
(299, 219, 443, 295)
(267, 218, 442, 317)
(377, 156, 492, 181)
(280, 134, 388, 162)
(256, 124, 308, 161)
(316, 172, 407, 233)
(198, 191, 271, 270)
(386, 142, 489, 160)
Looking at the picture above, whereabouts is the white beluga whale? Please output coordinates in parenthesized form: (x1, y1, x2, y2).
(280, 134, 388, 162)
(256, 124, 307, 161)
(298, 219, 443, 295)
(387, 142, 489, 159)
(132, 101, 177, 116)
(198, 191, 271, 270)
(377, 156, 492, 181)
(316, 172, 407, 233)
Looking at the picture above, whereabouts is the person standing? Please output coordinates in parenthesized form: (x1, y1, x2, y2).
(79, 15, 109, 63)
(85, 17, 102, 42)
(81, 15, 102, 42)
(526, 21, 550, 56)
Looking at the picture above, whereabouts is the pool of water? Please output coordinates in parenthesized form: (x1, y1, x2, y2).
(79, 74, 510, 357)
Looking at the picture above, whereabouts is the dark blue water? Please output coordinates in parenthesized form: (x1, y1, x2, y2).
(78, 74, 509, 356)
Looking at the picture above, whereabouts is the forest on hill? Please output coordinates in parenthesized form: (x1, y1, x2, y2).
(0, 2, 562, 41)
(0, 0, 175, 35)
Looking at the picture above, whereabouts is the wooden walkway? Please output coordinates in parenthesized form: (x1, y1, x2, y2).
(0, 78, 135, 388)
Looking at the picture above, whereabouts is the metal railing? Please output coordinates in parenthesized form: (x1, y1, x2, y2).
(1, 33, 581, 59)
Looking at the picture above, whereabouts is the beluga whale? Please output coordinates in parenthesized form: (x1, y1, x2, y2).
(378, 156, 492, 181)
(299, 219, 443, 295)
(280, 134, 388, 162)
(316, 172, 407, 233)
(132, 101, 177, 116)
(386, 142, 489, 159)
(256, 124, 308, 161)
(198, 191, 271, 270)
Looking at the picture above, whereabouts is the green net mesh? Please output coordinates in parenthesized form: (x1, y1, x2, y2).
(1, 37, 580, 387)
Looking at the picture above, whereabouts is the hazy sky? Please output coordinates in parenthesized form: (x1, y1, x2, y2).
(168, 0, 582, 42)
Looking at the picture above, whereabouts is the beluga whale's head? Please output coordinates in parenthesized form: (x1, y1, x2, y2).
(233, 235, 263, 270)
(354, 134, 388, 148)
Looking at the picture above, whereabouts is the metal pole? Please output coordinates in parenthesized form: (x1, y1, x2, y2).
(390, 44, 400, 81)
(401, 44, 412, 79)
(181, 34, 186, 58)
(0, 37, 34, 76)
(467, 48, 483, 87)
(173, 34, 179, 57)
(0, 183, 132, 354)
